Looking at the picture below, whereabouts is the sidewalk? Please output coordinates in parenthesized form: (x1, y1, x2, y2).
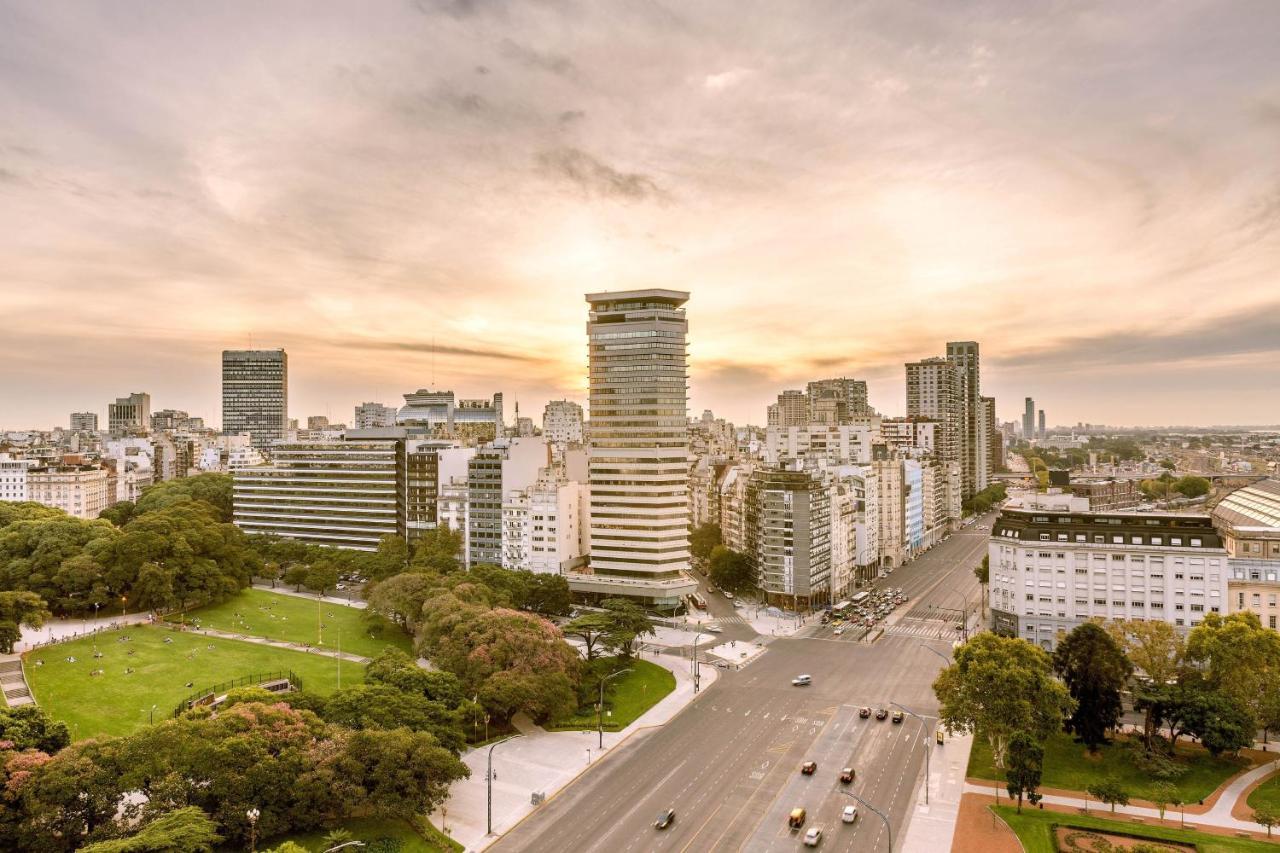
(899, 730, 974, 853)
(252, 583, 367, 609)
(432, 652, 718, 852)
(174, 624, 371, 664)
(18, 612, 153, 652)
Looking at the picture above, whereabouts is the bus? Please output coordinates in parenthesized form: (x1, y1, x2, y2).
(690, 593, 707, 611)
(831, 600, 852, 618)
(851, 591, 871, 606)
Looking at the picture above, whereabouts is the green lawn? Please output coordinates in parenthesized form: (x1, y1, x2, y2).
(993, 804, 1278, 853)
(1246, 771, 1280, 813)
(969, 730, 1249, 804)
(180, 588, 412, 660)
(546, 659, 676, 732)
(25, 625, 363, 739)
(261, 816, 460, 853)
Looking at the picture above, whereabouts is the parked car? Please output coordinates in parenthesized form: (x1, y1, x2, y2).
(858, 706, 871, 719)
(841, 805, 858, 824)
(803, 827, 823, 847)
(839, 767, 855, 783)
(801, 761, 817, 775)
(655, 808, 675, 829)
(875, 708, 888, 720)
(892, 710, 904, 724)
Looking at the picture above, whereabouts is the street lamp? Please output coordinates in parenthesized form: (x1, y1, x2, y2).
(690, 631, 713, 694)
(246, 807, 260, 852)
(892, 701, 932, 805)
(149, 704, 156, 725)
(838, 790, 892, 853)
(597, 668, 632, 749)
(486, 734, 523, 836)
(920, 644, 951, 665)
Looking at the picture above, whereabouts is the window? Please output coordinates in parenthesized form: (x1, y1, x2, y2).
(1112, 554, 1125, 561)
(1075, 534, 1086, 543)
(1151, 536, 1163, 545)
(1094, 598, 1106, 606)
(1113, 600, 1125, 607)
(1272, 616, 1277, 630)
(1171, 537, 1182, 546)
(1039, 533, 1050, 541)
(1190, 604, 1204, 612)
(1190, 538, 1202, 547)
(1113, 536, 1124, 544)
(1131, 536, 1143, 545)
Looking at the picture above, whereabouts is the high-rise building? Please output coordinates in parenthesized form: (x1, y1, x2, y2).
(769, 390, 808, 428)
(981, 396, 1001, 473)
(1023, 397, 1036, 440)
(806, 378, 873, 420)
(465, 437, 547, 567)
(222, 349, 288, 447)
(747, 466, 831, 608)
(307, 415, 330, 431)
(945, 341, 987, 498)
(69, 412, 99, 432)
(577, 289, 697, 611)
(1038, 409, 1046, 439)
(108, 392, 151, 437)
(354, 402, 398, 429)
(150, 409, 190, 432)
(905, 357, 960, 469)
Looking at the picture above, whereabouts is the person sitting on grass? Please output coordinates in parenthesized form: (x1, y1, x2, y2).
(66, 656, 76, 663)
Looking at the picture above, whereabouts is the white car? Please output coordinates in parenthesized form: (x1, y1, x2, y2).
(792, 674, 812, 686)
(841, 805, 858, 824)
(803, 827, 823, 847)
(704, 625, 723, 633)
(833, 626, 845, 635)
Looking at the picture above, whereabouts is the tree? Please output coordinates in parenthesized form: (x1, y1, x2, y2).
(1106, 619, 1185, 747)
(1174, 476, 1211, 498)
(284, 564, 310, 592)
(562, 611, 614, 662)
(364, 649, 465, 707)
(306, 562, 341, 596)
(1187, 611, 1280, 732)
(321, 684, 465, 753)
(933, 632, 1072, 767)
(0, 591, 51, 653)
(690, 523, 722, 564)
(133, 473, 233, 521)
(600, 598, 657, 659)
(1150, 780, 1177, 823)
(366, 572, 438, 635)
(1181, 689, 1254, 756)
(1087, 776, 1129, 813)
(974, 556, 989, 616)
(0, 705, 70, 753)
(322, 828, 355, 848)
(708, 546, 756, 593)
(1254, 806, 1280, 838)
(97, 501, 135, 527)
(410, 526, 463, 573)
(525, 572, 573, 617)
(1053, 622, 1132, 750)
(1004, 731, 1044, 813)
(76, 807, 222, 852)
(131, 562, 175, 616)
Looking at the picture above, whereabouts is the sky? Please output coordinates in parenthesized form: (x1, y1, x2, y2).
(2, 0, 1280, 430)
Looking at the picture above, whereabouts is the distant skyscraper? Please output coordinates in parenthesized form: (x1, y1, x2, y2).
(1023, 397, 1036, 440)
(69, 412, 98, 432)
(307, 415, 330, 431)
(353, 402, 397, 429)
(542, 399, 584, 446)
(582, 289, 696, 611)
(222, 349, 288, 447)
(108, 392, 151, 437)
(905, 357, 961, 469)
(945, 341, 987, 497)
(1038, 409, 1046, 439)
(981, 396, 1001, 472)
(770, 389, 808, 427)
(805, 377, 873, 420)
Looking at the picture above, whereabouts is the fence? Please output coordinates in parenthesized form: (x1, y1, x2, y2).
(173, 669, 302, 718)
(21, 617, 156, 652)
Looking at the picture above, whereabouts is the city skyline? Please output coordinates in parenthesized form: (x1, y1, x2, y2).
(4, 2, 1280, 427)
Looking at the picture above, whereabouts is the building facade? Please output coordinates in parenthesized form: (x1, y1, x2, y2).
(27, 465, 110, 519)
(108, 392, 151, 437)
(746, 467, 831, 609)
(577, 289, 697, 611)
(542, 399, 585, 446)
(945, 341, 988, 498)
(69, 412, 99, 432)
(222, 349, 288, 447)
(989, 503, 1227, 649)
(0, 454, 31, 503)
(1213, 479, 1280, 630)
(354, 402, 398, 429)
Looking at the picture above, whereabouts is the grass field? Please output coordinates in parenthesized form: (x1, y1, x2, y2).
(547, 659, 676, 732)
(25, 625, 363, 739)
(968, 730, 1248, 804)
(262, 817, 461, 853)
(1246, 771, 1280, 813)
(181, 588, 412, 660)
(993, 804, 1278, 852)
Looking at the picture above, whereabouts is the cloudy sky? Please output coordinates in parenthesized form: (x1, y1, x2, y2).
(2, 1, 1279, 430)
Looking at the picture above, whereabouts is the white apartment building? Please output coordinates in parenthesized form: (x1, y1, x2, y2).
(576, 289, 697, 611)
(501, 468, 588, 574)
(0, 454, 32, 502)
(69, 412, 99, 432)
(989, 500, 1228, 650)
(27, 465, 110, 519)
(354, 402, 398, 429)
(542, 400, 584, 446)
(765, 423, 877, 467)
(718, 463, 752, 553)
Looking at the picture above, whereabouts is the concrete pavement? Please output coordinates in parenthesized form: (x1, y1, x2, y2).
(898, 731, 975, 853)
(433, 651, 718, 852)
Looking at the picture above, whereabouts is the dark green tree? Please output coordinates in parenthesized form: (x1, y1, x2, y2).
(0, 705, 70, 753)
(1087, 776, 1130, 813)
(1004, 731, 1044, 813)
(525, 572, 573, 616)
(0, 591, 51, 654)
(1053, 622, 1133, 750)
(76, 807, 221, 852)
(708, 546, 756, 593)
(690, 523, 722, 564)
(134, 473, 233, 521)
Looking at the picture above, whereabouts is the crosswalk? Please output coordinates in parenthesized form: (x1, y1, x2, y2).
(712, 615, 748, 625)
(884, 619, 959, 640)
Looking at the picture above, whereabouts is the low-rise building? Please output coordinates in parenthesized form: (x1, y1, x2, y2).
(989, 500, 1227, 650)
(27, 464, 110, 519)
(1213, 479, 1280, 630)
(0, 454, 32, 503)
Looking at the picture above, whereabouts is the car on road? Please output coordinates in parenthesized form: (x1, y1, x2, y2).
(841, 804, 858, 824)
(655, 808, 675, 829)
(858, 706, 871, 719)
(839, 767, 855, 783)
(704, 625, 723, 633)
(792, 674, 812, 686)
(803, 826, 823, 847)
(892, 710, 904, 724)
(875, 708, 888, 720)
(832, 626, 845, 636)
(801, 761, 817, 775)
(789, 808, 807, 829)
(723, 590, 734, 599)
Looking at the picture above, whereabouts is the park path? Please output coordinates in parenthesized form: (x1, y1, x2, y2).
(252, 583, 367, 609)
(170, 625, 371, 664)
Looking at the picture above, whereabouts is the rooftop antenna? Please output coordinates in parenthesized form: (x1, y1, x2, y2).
(432, 337, 436, 389)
